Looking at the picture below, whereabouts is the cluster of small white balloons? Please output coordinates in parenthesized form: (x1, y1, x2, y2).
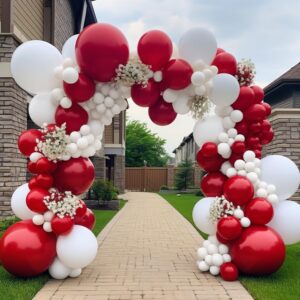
(32, 210, 54, 232)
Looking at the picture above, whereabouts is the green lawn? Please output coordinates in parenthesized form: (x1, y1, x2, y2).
(160, 192, 300, 300)
(0, 200, 126, 300)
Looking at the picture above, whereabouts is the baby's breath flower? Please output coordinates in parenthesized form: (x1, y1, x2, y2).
(235, 59, 256, 86)
(209, 196, 235, 223)
(189, 95, 212, 119)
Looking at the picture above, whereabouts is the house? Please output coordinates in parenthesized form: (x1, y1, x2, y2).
(0, 0, 125, 217)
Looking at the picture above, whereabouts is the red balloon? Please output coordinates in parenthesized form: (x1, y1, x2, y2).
(201, 172, 227, 197)
(261, 129, 274, 145)
(26, 188, 49, 213)
(254, 149, 262, 159)
(28, 177, 39, 189)
(216, 232, 231, 244)
(230, 226, 285, 275)
(76, 23, 129, 82)
(216, 48, 226, 55)
(0, 220, 56, 277)
(18, 129, 42, 157)
(163, 59, 193, 90)
(53, 158, 95, 195)
(261, 119, 271, 132)
(51, 216, 74, 235)
(246, 136, 260, 149)
(232, 87, 255, 111)
(251, 85, 264, 104)
(228, 152, 244, 165)
(74, 208, 96, 230)
(217, 216, 242, 241)
(212, 52, 237, 75)
(148, 97, 177, 126)
(28, 161, 38, 174)
(262, 102, 271, 116)
(201, 142, 218, 158)
(36, 173, 53, 189)
(245, 198, 273, 225)
(220, 263, 239, 281)
(63, 73, 95, 103)
(244, 104, 267, 123)
(75, 199, 87, 218)
(131, 80, 161, 107)
(138, 30, 172, 71)
(196, 149, 224, 172)
(55, 103, 88, 134)
(249, 122, 262, 134)
(231, 141, 246, 154)
(224, 176, 254, 206)
(235, 120, 248, 136)
(36, 157, 57, 174)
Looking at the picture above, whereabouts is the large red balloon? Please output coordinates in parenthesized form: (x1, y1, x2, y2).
(201, 172, 227, 197)
(163, 59, 193, 90)
(223, 176, 254, 206)
(217, 216, 242, 241)
(138, 30, 172, 71)
(74, 208, 96, 230)
(55, 103, 88, 134)
(196, 149, 224, 172)
(63, 73, 95, 103)
(212, 52, 237, 75)
(0, 220, 56, 277)
(220, 263, 239, 281)
(18, 129, 42, 157)
(244, 104, 267, 123)
(76, 23, 129, 82)
(148, 97, 177, 126)
(251, 85, 264, 104)
(245, 198, 273, 225)
(26, 188, 50, 213)
(53, 158, 95, 195)
(131, 80, 161, 107)
(230, 226, 286, 275)
(232, 87, 255, 111)
(260, 128, 274, 145)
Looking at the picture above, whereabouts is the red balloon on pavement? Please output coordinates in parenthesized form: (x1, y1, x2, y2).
(220, 263, 239, 281)
(51, 215, 74, 235)
(244, 104, 267, 123)
(26, 188, 49, 213)
(245, 198, 273, 225)
(148, 97, 177, 126)
(230, 226, 285, 275)
(138, 30, 172, 71)
(163, 59, 193, 90)
(201, 172, 227, 197)
(74, 208, 96, 230)
(251, 85, 264, 104)
(55, 103, 88, 134)
(217, 216, 242, 241)
(232, 87, 255, 111)
(201, 142, 218, 158)
(0, 220, 56, 277)
(131, 80, 161, 107)
(53, 158, 95, 195)
(196, 149, 224, 172)
(212, 52, 237, 75)
(64, 73, 95, 103)
(224, 176, 254, 206)
(18, 129, 42, 157)
(76, 23, 129, 82)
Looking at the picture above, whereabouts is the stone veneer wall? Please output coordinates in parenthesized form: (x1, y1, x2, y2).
(114, 155, 125, 193)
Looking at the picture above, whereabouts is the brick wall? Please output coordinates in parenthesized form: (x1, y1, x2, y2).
(114, 155, 125, 193)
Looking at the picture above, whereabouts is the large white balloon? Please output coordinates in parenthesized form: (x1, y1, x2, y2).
(29, 93, 58, 127)
(49, 257, 71, 280)
(209, 74, 240, 107)
(11, 40, 63, 94)
(268, 200, 300, 245)
(57, 225, 98, 269)
(260, 155, 300, 200)
(193, 115, 225, 147)
(62, 34, 78, 63)
(178, 28, 217, 65)
(172, 95, 190, 114)
(11, 183, 35, 220)
(192, 198, 216, 235)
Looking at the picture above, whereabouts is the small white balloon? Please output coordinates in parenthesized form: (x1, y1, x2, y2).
(67, 143, 78, 154)
(30, 152, 43, 163)
(104, 97, 114, 108)
(49, 257, 71, 280)
(234, 208, 244, 219)
(218, 244, 229, 255)
(198, 260, 210, 272)
(80, 125, 91, 136)
(191, 71, 205, 86)
(235, 134, 245, 142)
(267, 194, 279, 204)
(153, 71, 163, 82)
(77, 137, 89, 149)
(93, 93, 105, 104)
(109, 89, 120, 100)
(212, 253, 223, 267)
(208, 235, 219, 245)
(209, 266, 220, 276)
(230, 110, 243, 123)
(222, 116, 236, 130)
(70, 131, 81, 143)
(163, 89, 178, 103)
(223, 254, 231, 263)
(257, 188, 268, 198)
(207, 244, 218, 255)
(60, 97, 72, 109)
(43, 221, 52, 232)
(51, 88, 64, 102)
(205, 255, 213, 266)
(247, 172, 258, 183)
(62, 67, 79, 84)
(227, 128, 237, 138)
(218, 132, 229, 143)
(243, 150, 256, 162)
(44, 211, 54, 222)
(240, 217, 251, 227)
(245, 162, 256, 172)
(197, 247, 208, 259)
(69, 268, 82, 278)
(218, 143, 231, 157)
(172, 95, 190, 115)
(226, 168, 237, 178)
(32, 214, 44, 226)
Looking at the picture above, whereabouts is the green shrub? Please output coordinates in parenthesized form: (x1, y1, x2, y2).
(160, 185, 169, 190)
(90, 179, 119, 202)
(175, 160, 193, 190)
(194, 190, 203, 197)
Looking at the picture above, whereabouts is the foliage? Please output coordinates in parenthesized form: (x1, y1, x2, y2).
(126, 120, 170, 167)
(194, 190, 203, 197)
(160, 185, 169, 190)
(0, 216, 18, 237)
(174, 160, 194, 190)
(90, 179, 119, 202)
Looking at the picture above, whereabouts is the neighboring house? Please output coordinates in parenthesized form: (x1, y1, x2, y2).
(0, 0, 125, 217)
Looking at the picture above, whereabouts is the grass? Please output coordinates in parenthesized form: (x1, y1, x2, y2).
(160, 192, 300, 300)
(0, 200, 127, 300)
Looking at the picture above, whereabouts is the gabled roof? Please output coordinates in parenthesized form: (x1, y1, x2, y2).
(172, 133, 193, 153)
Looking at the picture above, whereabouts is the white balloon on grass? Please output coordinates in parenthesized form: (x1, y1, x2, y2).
(29, 93, 58, 127)
(172, 95, 190, 114)
(192, 198, 216, 235)
(268, 200, 300, 245)
(57, 225, 98, 269)
(62, 34, 78, 63)
(178, 27, 217, 65)
(11, 40, 63, 94)
(11, 184, 35, 220)
(49, 257, 71, 280)
(260, 155, 300, 201)
(193, 115, 225, 147)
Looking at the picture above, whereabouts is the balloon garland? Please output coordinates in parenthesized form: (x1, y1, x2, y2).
(1, 23, 300, 281)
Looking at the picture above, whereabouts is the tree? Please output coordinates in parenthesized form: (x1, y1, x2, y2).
(126, 120, 170, 167)
(175, 159, 193, 190)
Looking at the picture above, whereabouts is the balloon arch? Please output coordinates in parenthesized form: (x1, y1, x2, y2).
(1, 23, 300, 281)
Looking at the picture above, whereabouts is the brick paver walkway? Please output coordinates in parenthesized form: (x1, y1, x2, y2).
(34, 192, 253, 300)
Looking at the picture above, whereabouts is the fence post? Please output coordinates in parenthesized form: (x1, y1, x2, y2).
(167, 165, 175, 189)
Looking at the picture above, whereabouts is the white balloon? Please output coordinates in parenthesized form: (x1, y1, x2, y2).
(268, 200, 300, 245)
(260, 155, 300, 200)
(163, 89, 178, 103)
(11, 184, 35, 220)
(11, 40, 63, 94)
(29, 93, 58, 127)
(62, 34, 78, 63)
(178, 27, 217, 65)
(209, 74, 240, 107)
(49, 257, 71, 280)
(193, 115, 225, 147)
(172, 95, 190, 114)
(57, 225, 98, 269)
(192, 198, 216, 235)
(88, 120, 104, 138)
(69, 268, 82, 278)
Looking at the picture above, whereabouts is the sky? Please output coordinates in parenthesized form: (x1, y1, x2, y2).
(92, 0, 300, 155)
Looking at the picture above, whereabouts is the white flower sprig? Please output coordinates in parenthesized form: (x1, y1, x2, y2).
(115, 59, 153, 87)
(235, 59, 256, 87)
(43, 190, 82, 219)
(209, 196, 235, 223)
(189, 95, 212, 119)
